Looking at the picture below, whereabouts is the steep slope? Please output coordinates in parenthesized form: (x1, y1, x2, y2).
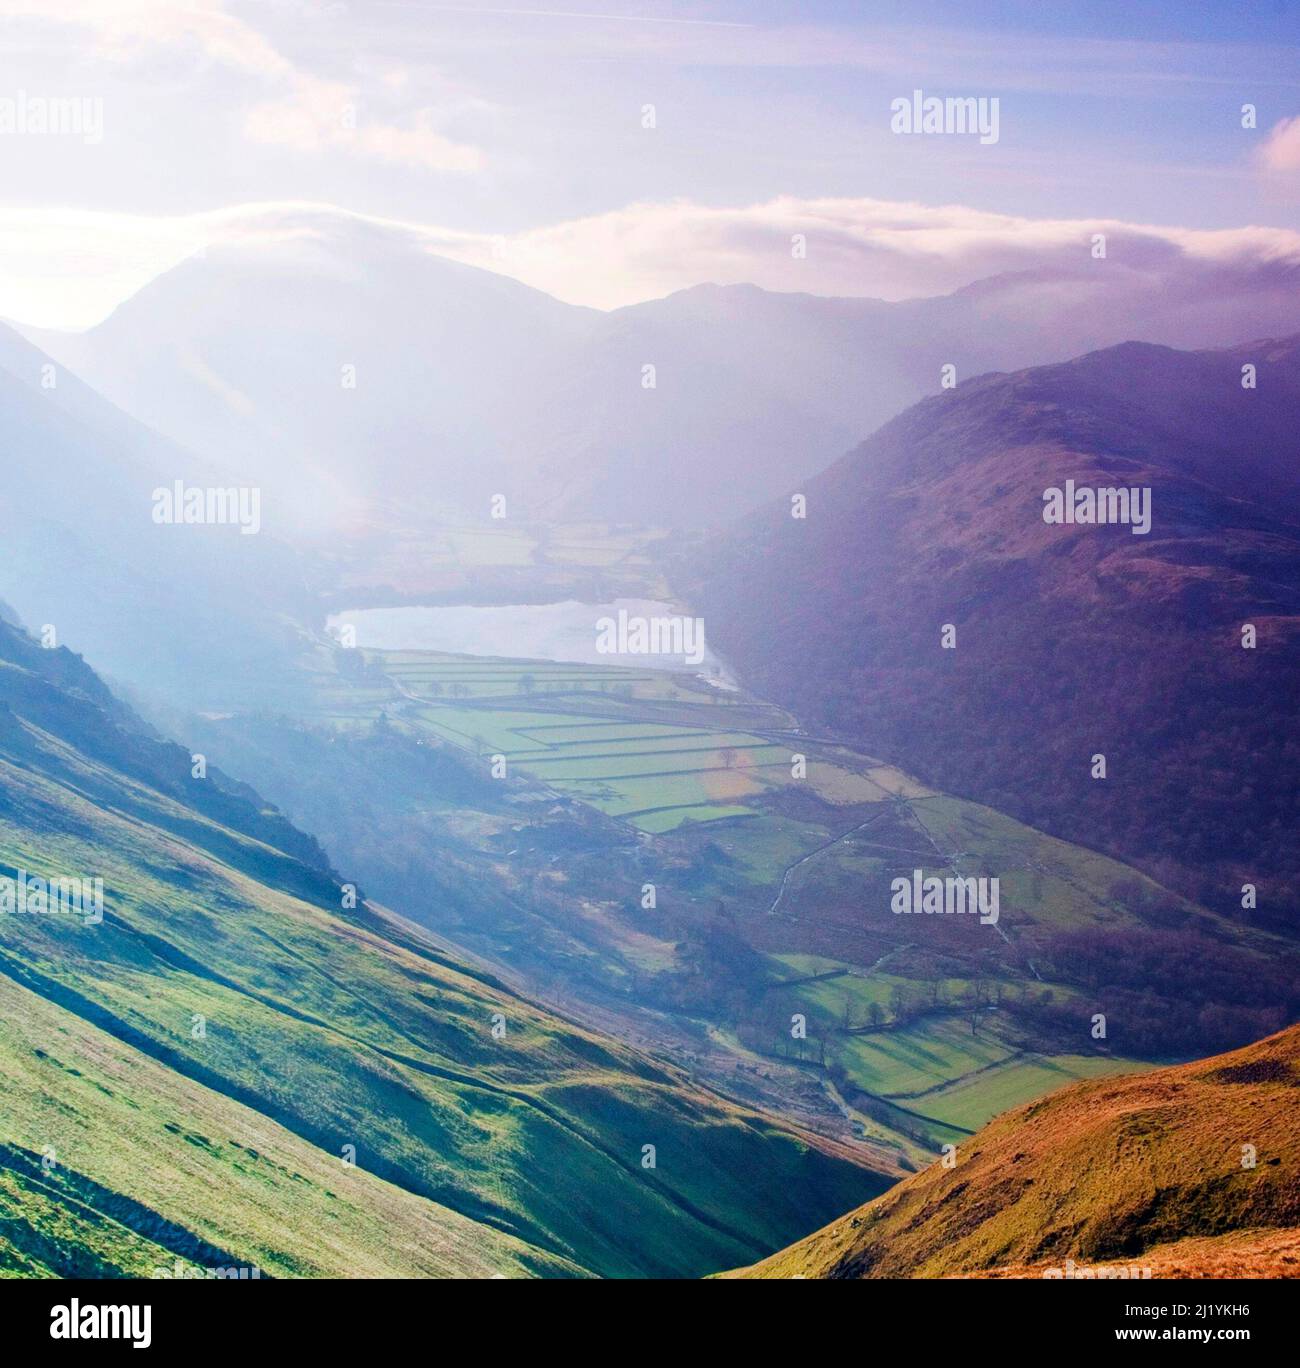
(731, 1024, 1300, 1279)
(0, 975, 577, 1279)
(687, 335, 1300, 924)
(0, 616, 886, 1278)
(0, 320, 311, 710)
(28, 206, 1300, 526)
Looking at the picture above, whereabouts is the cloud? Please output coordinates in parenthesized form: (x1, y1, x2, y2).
(3, 196, 1299, 330)
(0, 0, 483, 172)
(243, 81, 483, 172)
(435, 196, 1300, 308)
(1258, 116, 1300, 173)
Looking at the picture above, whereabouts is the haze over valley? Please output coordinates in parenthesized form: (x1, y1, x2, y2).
(1, 0, 1298, 1307)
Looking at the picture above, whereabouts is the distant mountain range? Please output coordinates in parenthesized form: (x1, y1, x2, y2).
(687, 335, 1300, 925)
(729, 1024, 1300, 1279)
(25, 206, 1300, 528)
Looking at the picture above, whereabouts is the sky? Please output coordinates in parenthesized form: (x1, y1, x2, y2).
(1, 0, 1299, 327)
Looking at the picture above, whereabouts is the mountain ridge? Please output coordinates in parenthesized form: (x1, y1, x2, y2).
(685, 332, 1300, 925)
(25, 208, 1300, 527)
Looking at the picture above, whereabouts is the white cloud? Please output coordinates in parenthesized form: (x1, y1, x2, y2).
(439, 196, 1300, 308)
(243, 79, 483, 171)
(1258, 115, 1300, 173)
(0, 0, 483, 172)
(3, 196, 1299, 330)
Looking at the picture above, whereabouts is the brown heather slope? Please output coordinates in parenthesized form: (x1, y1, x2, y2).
(968, 1228, 1300, 1279)
(728, 1025, 1300, 1279)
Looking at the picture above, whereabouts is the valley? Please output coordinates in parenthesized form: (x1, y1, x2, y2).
(0, 614, 882, 1277)
(2, 235, 1295, 1284)
(4, 0, 1298, 1300)
(178, 519, 1292, 1180)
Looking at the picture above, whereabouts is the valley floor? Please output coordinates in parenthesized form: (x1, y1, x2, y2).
(186, 522, 1267, 1180)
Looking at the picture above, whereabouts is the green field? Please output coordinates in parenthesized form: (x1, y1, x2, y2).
(324, 659, 794, 830)
(325, 649, 887, 833)
(914, 1053, 1149, 1132)
(268, 635, 1252, 1170)
(834, 1019, 1018, 1101)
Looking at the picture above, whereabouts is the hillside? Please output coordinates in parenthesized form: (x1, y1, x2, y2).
(0, 320, 311, 711)
(967, 1228, 1300, 1279)
(730, 1024, 1300, 1279)
(687, 335, 1300, 927)
(0, 615, 886, 1277)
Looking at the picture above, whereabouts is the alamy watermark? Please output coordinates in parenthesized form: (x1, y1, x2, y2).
(890, 870, 1000, 925)
(595, 608, 706, 666)
(152, 1259, 263, 1279)
(890, 89, 999, 144)
(0, 871, 103, 926)
(49, 1301, 149, 1347)
(152, 482, 261, 535)
(1042, 1257, 1152, 1280)
(0, 92, 103, 144)
(1042, 480, 1151, 535)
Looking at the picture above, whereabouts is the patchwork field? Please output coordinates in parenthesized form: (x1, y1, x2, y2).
(311, 650, 812, 833)
(257, 634, 1270, 1171)
(314, 649, 939, 839)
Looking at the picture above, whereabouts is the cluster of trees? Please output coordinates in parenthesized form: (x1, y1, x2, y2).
(1008, 985, 1287, 1059)
(1013, 926, 1300, 1056)
(881, 978, 1004, 1034)
(657, 902, 770, 1016)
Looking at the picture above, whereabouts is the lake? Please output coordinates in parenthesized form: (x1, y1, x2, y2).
(326, 598, 734, 681)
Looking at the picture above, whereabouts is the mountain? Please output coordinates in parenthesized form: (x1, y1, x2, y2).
(0, 320, 312, 710)
(28, 207, 1300, 527)
(729, 1024, 1300, 1279)
(0, 613, 886, 1277)
(23, 216, 595, 533)
(685, 335, 1300, 924)
(528, 257, 1300, 525)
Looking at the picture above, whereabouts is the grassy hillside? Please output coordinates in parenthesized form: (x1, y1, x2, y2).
(730, 1024, 1300, 1279)
(0, 973, 577, 1279)
(0, 618, 885, 1278)
(968, 1228, 1300, 1279)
